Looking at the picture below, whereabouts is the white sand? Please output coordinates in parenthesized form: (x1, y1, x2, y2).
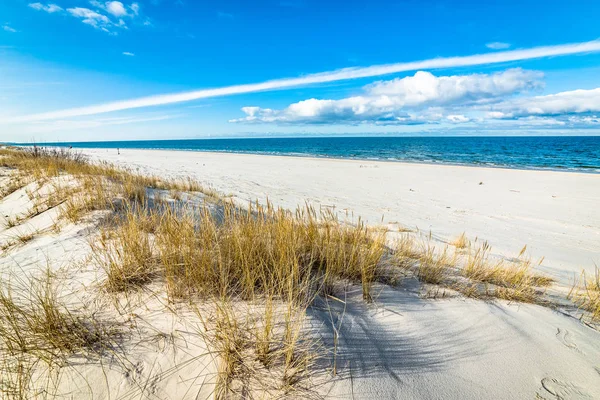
(0, 174, 218, 399)
(2, 150, 600, 399)
(83, 148, 600, 283)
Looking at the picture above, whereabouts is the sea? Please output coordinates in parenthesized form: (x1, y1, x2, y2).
(18, 136, 600, 173)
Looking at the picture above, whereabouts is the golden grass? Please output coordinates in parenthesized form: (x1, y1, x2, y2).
(89, 198, 383, 396)
(4, 216, 18, 229)
(417, 240, 455, 284)
(196, 297, 316, 399)
(0, 273, 116, 359)
(451, 232, 469, 249)
(568, 265, 600, 323)
(461, 242, 553, 303)
(90, 207, 156, 292)
(0, 175, 28, 201)
(0, 144, 571, 396)
(153, 202, 386, 302)
(0, 146, 214, 207)
(0, 271, 120, 399)
(14, 231, 37, 245)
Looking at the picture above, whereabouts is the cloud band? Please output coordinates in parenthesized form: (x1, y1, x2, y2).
(9, 39, 600, 122)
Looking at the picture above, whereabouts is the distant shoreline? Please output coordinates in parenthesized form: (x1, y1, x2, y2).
(14, 136, 600, 174)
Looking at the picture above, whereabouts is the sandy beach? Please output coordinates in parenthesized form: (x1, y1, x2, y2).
(1, 146, 600, 399)
(83, 148, 600, 283)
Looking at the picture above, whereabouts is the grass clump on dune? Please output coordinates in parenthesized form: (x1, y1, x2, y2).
(90, 207, 156, 292)
(451, 232, 469, 249)
(86, 194, 385, 396)
(0, 271, 120, 399)
(96, 201, 385, 397)
(568, 265, 600, 323)
(417, 238, 455, 285)
(461, 243, 553, 303)
(153, 202, 386, 302)
(0, 272, 117, 359)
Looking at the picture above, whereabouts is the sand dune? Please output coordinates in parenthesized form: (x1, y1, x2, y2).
(2, 148, 600, 399)
(83, 149, 600, 284)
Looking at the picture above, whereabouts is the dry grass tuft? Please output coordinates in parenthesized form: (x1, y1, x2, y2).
(196, 296, 317, 399)
(4, 216, 19, 229)
(568, 265, 600, 323)
(154, 202, 386, 302)
(461, 242, 553, 303)
(90, 207, 156, 292)
(14, 230, 37, 245)
(0, 146, 217, 225)
(0, 271, 120, 399)
(451, 232, 469, 249)
(416, 239, 455, 284)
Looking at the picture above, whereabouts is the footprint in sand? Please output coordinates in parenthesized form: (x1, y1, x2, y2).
(540, 378, 593, 400)
(556, 328, 583, 354)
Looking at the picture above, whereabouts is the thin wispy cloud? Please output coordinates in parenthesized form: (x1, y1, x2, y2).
(90, 1, 138, 18)
(3, 25, 18, 33)
(67, 7, 113, 31)
(28, 1, 143, 33)
(489, 87, 600, 118)
(122, 51, 135, 56)
(24, 114, 178, 133)
(8, 39, 600, 122)
(486, 42, 511, 50)
(28, 3, 63, 13)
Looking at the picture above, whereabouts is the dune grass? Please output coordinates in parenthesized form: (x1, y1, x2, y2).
(89, 197, 385, 396)
(14, 230, 37, 246)
(151, 201, 387, 302)
(0, 271, 121, 399)
(451, 232, 469, 249)
(90, 207, 156, 292)
(568, 265, 600, 323)
(0, 144, 573, 397)
(461, 242, 553, 303)
(417, 240, 455, 284)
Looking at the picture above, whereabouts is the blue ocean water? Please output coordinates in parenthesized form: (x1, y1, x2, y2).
(22, 136, 600, 173)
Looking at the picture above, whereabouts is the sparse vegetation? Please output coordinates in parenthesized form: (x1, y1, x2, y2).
(90, 207, 156, 292)
(568, 265, 600, 323)
(461, 242, 553, 303)
(0, 271, 120, 399)
(417, 240, 454, 284)
(451, 232, 469, 249)
(14, 230, 37, 245)
(0, 144, 580, 399)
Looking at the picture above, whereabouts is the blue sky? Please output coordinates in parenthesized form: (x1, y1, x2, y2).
(1, 0, 600, 142)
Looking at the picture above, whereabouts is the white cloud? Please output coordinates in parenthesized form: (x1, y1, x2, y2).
(365, 69, 543, 105)
(122, 51, 135, 56)
(446, 114, 470, 123)
(8, 39, 600, 122)
(2, 25, 17, 33)
(230, 69, 543, 125)
(89, 1, 139, 18)
(105, 1, 128, 17)
(30, 2, 143, 33)
(486, 42, 511, 50)
(24, 114, 178, 133)
(28, 3, 63, 13)
(489, 87, 600, 118)
(67, 7, 112, 30)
